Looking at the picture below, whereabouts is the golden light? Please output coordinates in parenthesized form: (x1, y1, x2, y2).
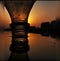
(19, 12, 27, 20)
(12, 12, 27, 21)
(28, 9, 34, 26)
(4, 7, 11, 24)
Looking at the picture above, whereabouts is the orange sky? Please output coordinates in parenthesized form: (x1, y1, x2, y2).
(0, 1, 60, 28)
(28, 1, 60, 27)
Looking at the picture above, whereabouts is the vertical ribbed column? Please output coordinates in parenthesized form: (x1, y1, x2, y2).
(10, 20, 29, 53)
(4, 0, 36, 53)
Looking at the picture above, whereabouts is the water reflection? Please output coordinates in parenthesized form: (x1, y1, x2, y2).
(28, 33, 56, 60)
(10, 38, 30, 53)
(8, 52, 29, 61)
(0, 32, 60, 60)
(0, 32, 11, 61)
(40, 31, 60, 39)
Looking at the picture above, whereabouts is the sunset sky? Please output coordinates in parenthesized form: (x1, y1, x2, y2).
(0, 1, 60, 28)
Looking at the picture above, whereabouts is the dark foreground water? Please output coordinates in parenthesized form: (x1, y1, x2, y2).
(0, 31, 60, 60)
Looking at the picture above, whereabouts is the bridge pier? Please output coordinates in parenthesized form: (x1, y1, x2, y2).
(10, 21, 30, 53)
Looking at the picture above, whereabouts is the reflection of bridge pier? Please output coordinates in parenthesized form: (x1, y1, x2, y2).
(8, 51, 29, 61)
(10, 21, 30, 53)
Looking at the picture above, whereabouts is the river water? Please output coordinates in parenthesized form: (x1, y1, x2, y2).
(0, 31, 60, 60)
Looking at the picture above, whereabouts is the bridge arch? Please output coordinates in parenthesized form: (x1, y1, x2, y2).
(4, 1, 36, 23)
